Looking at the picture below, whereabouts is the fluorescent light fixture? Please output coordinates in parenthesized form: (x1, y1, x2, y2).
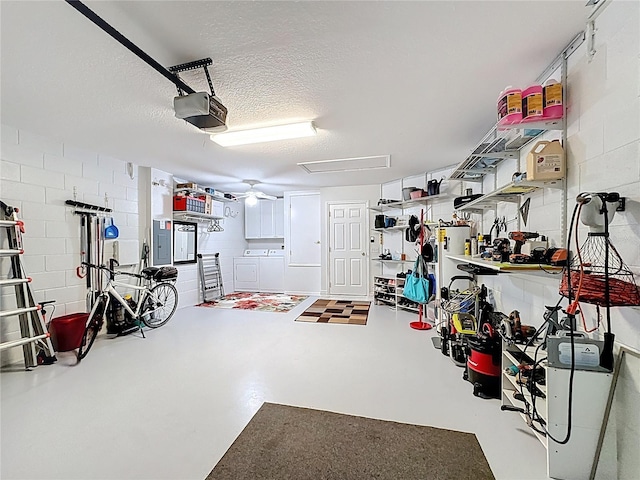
(210, 121, 316, 147)
(298, 155, 391, 174)
(245, 194, 258, 206)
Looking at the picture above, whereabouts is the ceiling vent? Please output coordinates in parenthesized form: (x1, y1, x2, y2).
(298, 155, 391, 174)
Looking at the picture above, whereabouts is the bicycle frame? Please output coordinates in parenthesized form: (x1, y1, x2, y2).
(103, 279, 149, 319)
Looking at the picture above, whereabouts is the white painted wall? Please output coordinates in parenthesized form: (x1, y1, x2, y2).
(0, 126, 140, 366)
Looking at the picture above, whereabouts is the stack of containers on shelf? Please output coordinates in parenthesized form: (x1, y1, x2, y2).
(497, 79, 563, 128)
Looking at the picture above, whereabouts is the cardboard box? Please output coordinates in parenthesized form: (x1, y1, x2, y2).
(176, 182, 198, 190)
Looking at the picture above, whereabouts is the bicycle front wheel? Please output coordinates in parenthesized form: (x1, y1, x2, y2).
(141, 283, 178, 328)
(77, 296, 107, 360)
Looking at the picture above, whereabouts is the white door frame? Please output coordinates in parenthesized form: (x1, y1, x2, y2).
(326, 200, 370, 298)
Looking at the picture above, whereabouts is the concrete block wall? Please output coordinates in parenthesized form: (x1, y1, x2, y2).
(562, 0, 640, 352)
(0, 126, 139, 366)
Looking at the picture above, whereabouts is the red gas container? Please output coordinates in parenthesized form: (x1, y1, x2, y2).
(48, 313, 88, 352)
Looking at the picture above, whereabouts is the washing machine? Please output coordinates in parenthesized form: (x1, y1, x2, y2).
(233, 249, 267, 291)
(260, 249, 285, 293)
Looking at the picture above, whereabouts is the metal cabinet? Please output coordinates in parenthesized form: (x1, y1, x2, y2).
(153, 219, 172, 266)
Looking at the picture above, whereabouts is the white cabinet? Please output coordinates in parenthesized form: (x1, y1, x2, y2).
(260, 201, 275, 237)
(274, 198, 284, 238)
(244, 202, 261, 239)
(245, 199, 284, 239)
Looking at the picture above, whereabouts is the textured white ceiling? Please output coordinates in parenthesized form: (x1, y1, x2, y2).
(1, 1, 588, 195)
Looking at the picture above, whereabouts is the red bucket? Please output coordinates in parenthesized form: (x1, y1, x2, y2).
(49, 313, 88, 352)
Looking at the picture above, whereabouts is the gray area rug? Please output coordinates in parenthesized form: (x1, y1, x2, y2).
(206, 402, 495, 480)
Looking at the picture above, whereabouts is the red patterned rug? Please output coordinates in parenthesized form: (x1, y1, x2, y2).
(198, 292, 308, 313)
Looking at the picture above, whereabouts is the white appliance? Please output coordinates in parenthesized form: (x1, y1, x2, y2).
(233, 249, 285, 293)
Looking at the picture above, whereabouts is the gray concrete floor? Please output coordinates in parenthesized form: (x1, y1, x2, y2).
(1, 298, 547, 479)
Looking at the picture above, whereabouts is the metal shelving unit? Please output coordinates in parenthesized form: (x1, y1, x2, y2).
(369, 194, 450, 212)
(373, 275, 421, 313)
(454, 179, 564, 213)
(445, 254, 562, 276)
(173, 211, 224, 222)
(449, 120, 563, 183)
(174, 186, 238, 203)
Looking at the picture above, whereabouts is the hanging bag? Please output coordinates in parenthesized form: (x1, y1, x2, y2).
(403, 256, 430, 304)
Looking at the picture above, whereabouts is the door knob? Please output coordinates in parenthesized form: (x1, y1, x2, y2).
(315, 241, 321, 244)
(362, 252, 366, 256)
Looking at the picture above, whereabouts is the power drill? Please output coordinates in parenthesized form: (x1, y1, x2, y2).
(507, 231, 539, 263)
(508, 231, 540, 254)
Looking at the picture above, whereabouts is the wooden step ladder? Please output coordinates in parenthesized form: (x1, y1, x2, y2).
(0, 201, 56, 369)
(197, 253, 224, 302)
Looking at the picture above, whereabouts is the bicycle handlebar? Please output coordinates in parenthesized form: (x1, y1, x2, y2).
(81, 262, 143, 279)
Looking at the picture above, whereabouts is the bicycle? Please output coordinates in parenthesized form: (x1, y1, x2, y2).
(77, 262, 179, 360)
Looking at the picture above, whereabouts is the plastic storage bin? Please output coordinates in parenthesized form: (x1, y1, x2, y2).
(48, 313, 88, 352)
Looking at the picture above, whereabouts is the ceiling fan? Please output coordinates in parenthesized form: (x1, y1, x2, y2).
(231, 180, 276, 205)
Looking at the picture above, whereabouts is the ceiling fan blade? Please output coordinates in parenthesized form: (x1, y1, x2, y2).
(256, 192, 277, 201)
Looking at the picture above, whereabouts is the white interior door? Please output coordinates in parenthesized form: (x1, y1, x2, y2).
(289, 193, 321, 265)
(329, 203, 367, 296)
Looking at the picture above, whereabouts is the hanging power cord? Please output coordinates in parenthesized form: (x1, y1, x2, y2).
(567, 201, 600, 333)
(502, 201, 581, 445)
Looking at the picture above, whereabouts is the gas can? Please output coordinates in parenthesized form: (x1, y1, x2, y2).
(526, 140, 565, 181)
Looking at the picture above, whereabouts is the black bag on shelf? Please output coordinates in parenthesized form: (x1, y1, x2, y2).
(453, 194, 483, 209)
(375, 214, 385, 229)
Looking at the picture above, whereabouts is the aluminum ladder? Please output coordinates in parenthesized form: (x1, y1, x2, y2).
(0, 201, 56, 369)
(197, 253, 224, 302)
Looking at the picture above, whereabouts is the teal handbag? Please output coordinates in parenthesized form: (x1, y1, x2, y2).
(402, 256, 430, 304)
